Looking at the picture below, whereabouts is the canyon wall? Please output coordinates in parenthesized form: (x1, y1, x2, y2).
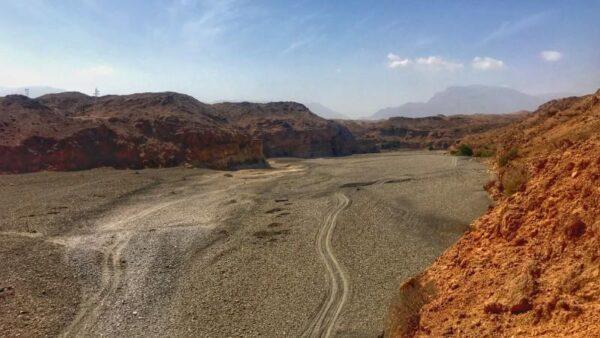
(340, 113, 525, 153)
(386, 90, 600, 337)
(0, 93, 265, 173)
(213, 101, 357, 157)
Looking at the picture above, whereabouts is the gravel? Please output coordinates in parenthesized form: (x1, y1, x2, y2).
(0, 151, 491, 337)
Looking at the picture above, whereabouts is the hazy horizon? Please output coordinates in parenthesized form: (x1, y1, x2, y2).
(1, 0, 599, 117)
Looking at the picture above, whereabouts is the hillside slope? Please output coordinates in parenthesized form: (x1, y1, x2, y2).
(386, 90, 600, 336)
(213, 101, 357, 157)
(340, 113, 526, 152)
(0, 92, 265, 173)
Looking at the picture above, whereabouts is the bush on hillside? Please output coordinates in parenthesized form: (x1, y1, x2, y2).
(474, 149, 494, 157)
(501, 164, 528, 195)
(498, 147, 519, 167)
(455, 144, 473, 156)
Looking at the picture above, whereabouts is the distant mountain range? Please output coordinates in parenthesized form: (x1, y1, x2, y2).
(371, 85, 571, 119)
(0, 86, 65, 98)
(304, 102, 348, 120)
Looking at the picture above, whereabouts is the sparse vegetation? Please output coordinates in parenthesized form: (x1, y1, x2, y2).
(501, 164, 528, 195)
(498, 147, 519, 167)
(455, 144, 473, 156)
(474, 149, 494, 157)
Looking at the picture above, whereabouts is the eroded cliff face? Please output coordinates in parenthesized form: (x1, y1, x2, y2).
(0, 93, 265, 173)
(213, 101, 357, 157)
(340, 113, 526, 153)
(386, 91, 600, 337)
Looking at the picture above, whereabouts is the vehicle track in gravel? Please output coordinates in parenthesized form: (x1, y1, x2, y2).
(60, 164, 308, 337)
(302, 192, 350, 338)
(60, 231, 132, 337)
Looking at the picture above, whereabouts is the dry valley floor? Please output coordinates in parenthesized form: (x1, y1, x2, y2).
(0, 151, 491, 337)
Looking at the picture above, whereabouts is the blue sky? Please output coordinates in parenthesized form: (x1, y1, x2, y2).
(1, 0, 599, 116)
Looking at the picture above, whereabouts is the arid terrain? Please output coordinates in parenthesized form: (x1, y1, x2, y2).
(2, 1, 598, 336)
(386, 90, 600, 336)
(0, 93, 359, 174)
(0, 151, 491, 337)
(340, 113, 526, 152)
(1, 92, 528, 175)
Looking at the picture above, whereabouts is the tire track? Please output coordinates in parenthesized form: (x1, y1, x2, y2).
(60, 167, 304, 337)
(302, 193, 350, 338)
(60, 232, 132, 337)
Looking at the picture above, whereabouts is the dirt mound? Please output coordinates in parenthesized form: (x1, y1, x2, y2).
(0, 93, 265, 173)
(386, 90, 600, 336)
(213, 101, 357, 157)
(341, 113, 525, 152)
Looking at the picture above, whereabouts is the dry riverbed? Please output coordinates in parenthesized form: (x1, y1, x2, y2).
(0, 151, 491, 337)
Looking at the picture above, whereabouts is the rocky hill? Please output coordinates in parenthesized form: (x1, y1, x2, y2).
(0, 92, 265, 173)
(340, 113, 526, 153)
(213, 101, 357, 157)
(386, 90, 600, 336)
(0, 93, 363, 173)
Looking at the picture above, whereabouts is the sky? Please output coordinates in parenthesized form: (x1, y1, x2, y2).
(1, 0, 599, 117)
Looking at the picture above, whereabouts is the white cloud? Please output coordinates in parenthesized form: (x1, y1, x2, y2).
(540, 50, 563, 62)
(387, 53, 412, 68)
(75, 64, 115, 77)
(415, 56, 463, 71)
(387, 54, 462, 71)
(472, 56, 505, 70)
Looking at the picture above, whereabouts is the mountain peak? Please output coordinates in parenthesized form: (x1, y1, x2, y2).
(372, 85, 546, 119)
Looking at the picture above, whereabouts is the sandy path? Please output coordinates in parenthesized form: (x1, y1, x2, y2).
(60, 232, 132, 337)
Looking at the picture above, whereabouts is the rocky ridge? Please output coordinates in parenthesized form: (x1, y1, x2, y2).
(340, 113, 525, 153)
(386, 90, 600, 336)
(0, 93, 265, 173)
(213, 101, 357, 157)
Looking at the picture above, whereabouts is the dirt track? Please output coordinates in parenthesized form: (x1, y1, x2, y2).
(0, 151, 491, 337)
(302, 193, 350, 338)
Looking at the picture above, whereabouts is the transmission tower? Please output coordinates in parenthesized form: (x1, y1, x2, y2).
(94, 87, 100, 97)
(24, 88, 30, 97)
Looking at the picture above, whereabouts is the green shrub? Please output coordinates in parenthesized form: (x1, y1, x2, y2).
(455, 144, 473, 156)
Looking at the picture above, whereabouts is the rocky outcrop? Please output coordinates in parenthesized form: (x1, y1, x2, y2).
(0, 93, 265, 173)
(213, 102, 357, 157)
(340, 113, 525, 152)
(386, 90, 600, 337)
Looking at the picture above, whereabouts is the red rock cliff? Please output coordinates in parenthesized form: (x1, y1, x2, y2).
(0, 93, 265, 173)
(386, 90, 600, 337)
(213, 101, 357, 157)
